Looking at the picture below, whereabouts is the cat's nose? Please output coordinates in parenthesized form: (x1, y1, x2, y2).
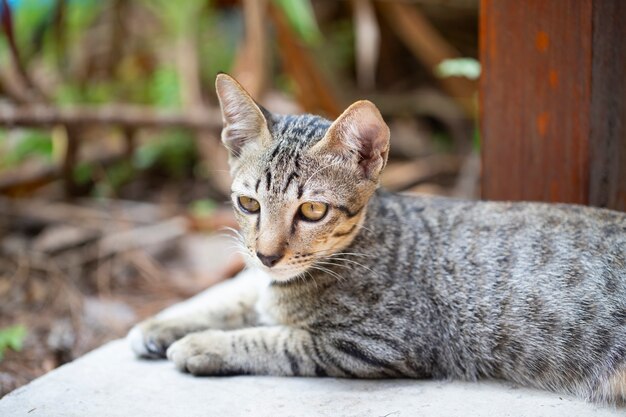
(256, 252, 284, 268)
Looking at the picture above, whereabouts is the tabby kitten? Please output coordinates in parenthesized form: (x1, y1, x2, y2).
(128, 74, 626, 404)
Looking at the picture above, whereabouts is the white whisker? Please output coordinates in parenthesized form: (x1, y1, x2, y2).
(310, 264, 344, 283)
(302, 161, 346, 190)
(327, 256, 380, 277)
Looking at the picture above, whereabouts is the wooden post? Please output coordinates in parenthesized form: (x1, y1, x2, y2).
(480, 1, 626, 212)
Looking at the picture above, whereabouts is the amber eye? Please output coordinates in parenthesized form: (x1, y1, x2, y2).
(299, 202, 328, 221)
(237, 196, 260, 213)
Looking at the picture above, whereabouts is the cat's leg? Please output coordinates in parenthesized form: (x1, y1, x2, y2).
(606, 365, 626, 404)
(166, 326, 410, 377)
(166, 326, 326, 376)
(128, 268, 269, 358)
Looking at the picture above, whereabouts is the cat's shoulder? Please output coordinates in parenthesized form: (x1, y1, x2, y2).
(375, 188, 626, 225)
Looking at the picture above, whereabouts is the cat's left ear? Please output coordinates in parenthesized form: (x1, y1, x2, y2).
(311, 100, 390, 181)
(215, 73, 272, 158)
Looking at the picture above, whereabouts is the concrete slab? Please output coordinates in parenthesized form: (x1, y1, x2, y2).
(0, 339, 622, 417)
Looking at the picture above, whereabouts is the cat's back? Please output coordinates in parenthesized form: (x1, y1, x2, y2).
(377, 190, 626, 302)
(380, 189, 626, 233)
(376, 190, 626, 267)
(363, 190, 626, 294)
(372, 191, 626, 390)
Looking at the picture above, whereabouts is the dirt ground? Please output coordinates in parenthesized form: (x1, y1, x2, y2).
(0, 198, 243, 398)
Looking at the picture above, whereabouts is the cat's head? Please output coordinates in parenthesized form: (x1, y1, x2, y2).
(216, 74, 389, 282)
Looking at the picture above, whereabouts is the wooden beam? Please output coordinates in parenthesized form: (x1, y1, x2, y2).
(480, 0, 626, 211)
(588, 1, 626, 212)
(0, 104, 222, 130)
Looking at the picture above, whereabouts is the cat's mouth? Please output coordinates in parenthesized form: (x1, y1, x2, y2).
(256, 251, 344, 283)
(260, 265, 309, 282)
(248, 251, 335, 283)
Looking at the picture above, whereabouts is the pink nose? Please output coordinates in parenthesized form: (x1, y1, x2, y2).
(256, 252, 283, 268)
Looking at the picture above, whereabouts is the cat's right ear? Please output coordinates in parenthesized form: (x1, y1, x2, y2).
(310, 100, 390, 182)
(215, 74, 272, 158)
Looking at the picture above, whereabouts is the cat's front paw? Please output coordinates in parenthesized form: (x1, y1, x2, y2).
(166, 330, 229, 375)
(127, 318, 192, 358)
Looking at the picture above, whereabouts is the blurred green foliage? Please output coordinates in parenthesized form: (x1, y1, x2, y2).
(189, 198, 218, 217)
(435, 58, 481, 80)
(135, 131, 196, 178)
(1, 0, 473, 199)
(0, 129, 53, 169)
(0, 0, 229, 194)
(0, 325, 27, 361)
(150, 67, 182, 109)
(272, 0, 321, 45)
(0, 0, 242, 108)
(143, 0, 204, 37)
(12, 1, 50, 50)
(318, 18, 354, 76)
(199, 10, 238, 84)
(73, 160, 94, 186)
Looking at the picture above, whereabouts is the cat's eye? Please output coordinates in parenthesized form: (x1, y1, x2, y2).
(238, 196, 260, 213)
(299, 202, 328, 221)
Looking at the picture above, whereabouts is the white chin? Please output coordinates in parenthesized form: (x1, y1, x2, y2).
(266, 267, 307, 283)
(245, 259, 306, 282)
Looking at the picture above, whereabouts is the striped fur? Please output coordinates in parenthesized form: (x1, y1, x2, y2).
(129, 75, 626, 405)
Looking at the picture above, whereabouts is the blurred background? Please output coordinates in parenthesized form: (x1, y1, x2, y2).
(0, 0, 481, 396)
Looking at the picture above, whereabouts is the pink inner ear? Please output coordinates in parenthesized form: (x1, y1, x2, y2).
(311, 100, 389, 179)
(355, 123, 386, 178)
(357, 125, 378, 160)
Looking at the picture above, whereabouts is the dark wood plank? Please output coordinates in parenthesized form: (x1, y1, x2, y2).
(588, 1, 626, 212)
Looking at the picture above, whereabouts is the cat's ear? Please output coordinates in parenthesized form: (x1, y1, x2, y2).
(215, 73, 272, 157)
(311, 100, 390, 181)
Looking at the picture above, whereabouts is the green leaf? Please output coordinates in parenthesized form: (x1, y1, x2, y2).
(134, 130, 196, 178)
(73, 162, 94, 185)
(3, 130, 53, 168)
(104, 160, 135, 190)
(0, 325, 27, 361)
(190, 199, 217, 217)
(435, 58, 481, 80)
(142, 0, 205, 36)
(65, 0, 101, 44)
(199, 10, 237, 82)
(150, 67, 181, 109)
(272, 0, 321, 45)
(12, 0, 52, 56)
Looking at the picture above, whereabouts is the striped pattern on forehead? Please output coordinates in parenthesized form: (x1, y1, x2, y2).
(260, 114, 332, 195)
(272, 114, 331, 143)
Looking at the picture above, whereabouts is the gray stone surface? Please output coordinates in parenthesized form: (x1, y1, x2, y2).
(0, 339, 623, 417)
